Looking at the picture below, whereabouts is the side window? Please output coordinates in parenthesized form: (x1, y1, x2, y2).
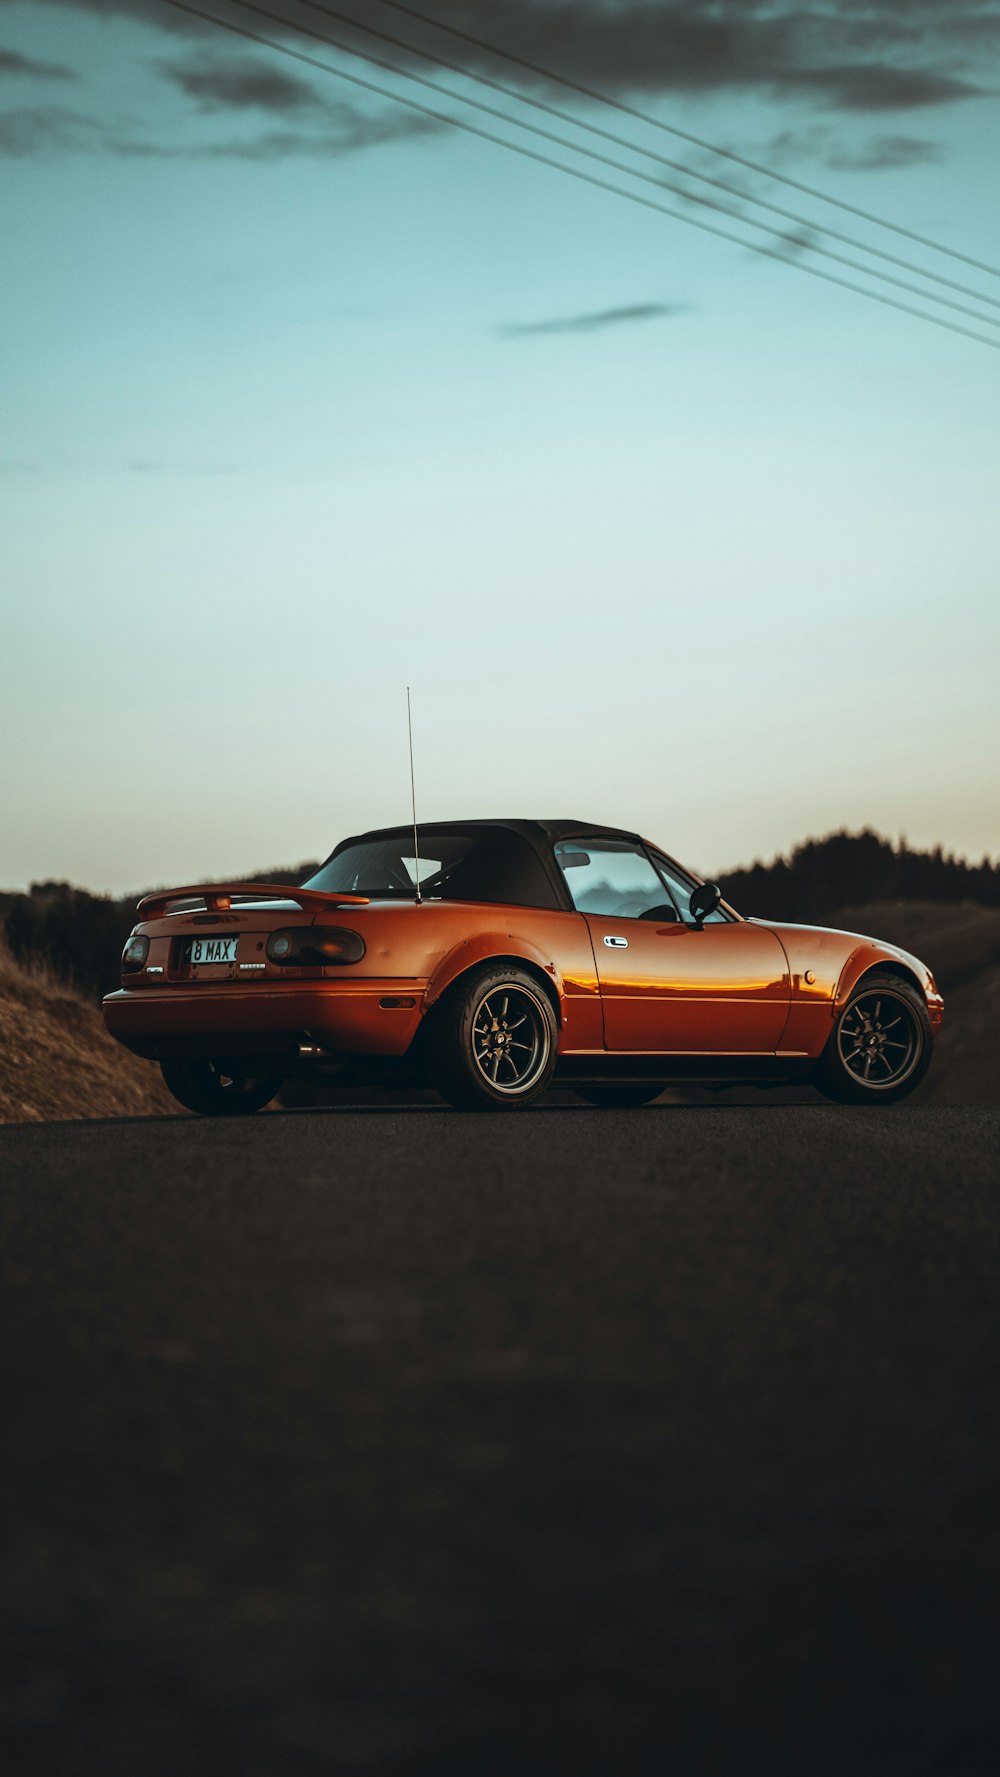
(555, 840, 679, 920)
(650, 851, 729, 924)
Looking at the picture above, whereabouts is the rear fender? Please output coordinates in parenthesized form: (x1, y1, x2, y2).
(424, 934, 565, 1023)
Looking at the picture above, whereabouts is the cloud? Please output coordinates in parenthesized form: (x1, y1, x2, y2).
(427, 0, 1000, 97)
(827, 133, 945, 171)
(158, 52, 444, 149)
(779, 63, 981, 111)
(0, 0, 995, 136)
(499, 301, 691, 337)
(196, 108, 441, 157)
(161, 56, 319, 114)
(770, 226, 822, 262)
(0, 0, 214, 34)
(0, 105, 105, 155)
(760, 122, 946, 173)
(0, 47, 75, 79)
(0, 93, 441, 159)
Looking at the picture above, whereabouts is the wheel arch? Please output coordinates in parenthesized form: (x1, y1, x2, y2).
(835, 948, 926, 1010)
(423, 940, 564, 1026)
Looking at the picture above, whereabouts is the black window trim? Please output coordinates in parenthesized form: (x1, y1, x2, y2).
(553, 833, 691, 924)
(644, 844, 737, 925)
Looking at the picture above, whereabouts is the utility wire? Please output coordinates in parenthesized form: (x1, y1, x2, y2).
(159, 0, 1000, 353)
(379, 0, 1000, 283)
(170, 0, 1000, 335)
(297, 0, 1000, 316)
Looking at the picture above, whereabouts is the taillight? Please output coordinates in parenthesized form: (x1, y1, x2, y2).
(122, 934, 149, 972)
(266, 927, 366, 966)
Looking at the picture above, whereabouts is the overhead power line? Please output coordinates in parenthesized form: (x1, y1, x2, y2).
(158, 0, 1000, 353)
(298, 0, 1000, 317)
(379, 0, 1000, 284)
(233, 0, 1000, 332)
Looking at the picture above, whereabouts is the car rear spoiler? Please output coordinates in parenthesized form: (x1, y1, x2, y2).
(136, 882, 370, 918)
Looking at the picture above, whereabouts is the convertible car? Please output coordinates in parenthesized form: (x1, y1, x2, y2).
(102, 819, 942, 1114)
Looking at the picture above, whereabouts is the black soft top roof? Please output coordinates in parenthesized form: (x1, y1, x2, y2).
(336, 818, 642, 849)
(324, 819, 647, 912)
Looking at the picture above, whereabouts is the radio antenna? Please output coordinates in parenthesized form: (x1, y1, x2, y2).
(406, 685, 421, 904)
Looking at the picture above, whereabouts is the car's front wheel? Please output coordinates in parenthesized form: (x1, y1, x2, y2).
(160, 1058, 282, 1116)
(813, 972, 932, 1105)
(425, 966, 558, 1109)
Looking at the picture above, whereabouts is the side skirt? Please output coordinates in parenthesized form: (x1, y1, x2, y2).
(554, 1054, 817, 1087)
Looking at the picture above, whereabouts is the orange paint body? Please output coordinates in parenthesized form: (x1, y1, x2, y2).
(102, 821, 942, 1085)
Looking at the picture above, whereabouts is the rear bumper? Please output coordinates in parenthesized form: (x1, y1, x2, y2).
(102, 980, 427, 1061)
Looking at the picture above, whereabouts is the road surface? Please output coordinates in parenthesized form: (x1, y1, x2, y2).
(1, 1104, 998, 1774)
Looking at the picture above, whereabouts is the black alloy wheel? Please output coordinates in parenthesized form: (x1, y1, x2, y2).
(425, 965, 558, 1109)
(813, 971, 932, 1105)
(577, 1085, 665, 1108)
(160, 1057, 282, 1116)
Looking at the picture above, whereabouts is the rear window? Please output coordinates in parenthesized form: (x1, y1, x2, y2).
(303, 829, 560, 909)
(305, 835, 473, 898)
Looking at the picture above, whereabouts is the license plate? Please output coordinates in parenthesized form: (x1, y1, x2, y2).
(191, 936, 238, 965)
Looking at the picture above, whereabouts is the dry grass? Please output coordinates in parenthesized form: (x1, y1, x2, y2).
(0, 943, 178, 1125)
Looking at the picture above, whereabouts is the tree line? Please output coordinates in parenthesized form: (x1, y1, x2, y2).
(2, 830, 997, 1002)
(0, 863, 317, 1003)
(716, 829, 1000, 923)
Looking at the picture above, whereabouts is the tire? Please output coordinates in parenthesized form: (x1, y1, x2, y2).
(812, 971, 932, 1105)
(160, 1057, 282, 1117)
(576, 1086, 664, 1108)
(425, 965, 558, 1110)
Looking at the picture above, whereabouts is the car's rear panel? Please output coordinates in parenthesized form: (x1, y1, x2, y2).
(103, 892, 427, 1061)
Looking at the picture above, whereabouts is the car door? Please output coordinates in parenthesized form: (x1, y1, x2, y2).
(554, 838, 790, 1053)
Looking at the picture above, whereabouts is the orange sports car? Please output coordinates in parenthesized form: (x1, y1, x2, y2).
(102, 819, 943, 1114)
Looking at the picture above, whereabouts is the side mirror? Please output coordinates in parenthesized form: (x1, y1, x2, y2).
(689, 881, 722, 929)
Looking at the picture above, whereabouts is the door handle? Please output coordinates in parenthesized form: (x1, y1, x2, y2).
(603, 935, 629, 948)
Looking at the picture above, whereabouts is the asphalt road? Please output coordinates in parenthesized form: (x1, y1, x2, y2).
(1, 1104, 998, 1776)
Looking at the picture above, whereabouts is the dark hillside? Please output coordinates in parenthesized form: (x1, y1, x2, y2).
(830, 900, 1000, 996)
(0, 863, 319, 1003)
(718, 829, 1000, 924)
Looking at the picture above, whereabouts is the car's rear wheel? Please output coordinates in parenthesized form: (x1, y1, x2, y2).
(813, 972, 932, 1105)
(425, 966, 558, 1110)
(576, 1085, 665, 1108)
(160, 1057, 282, 1116)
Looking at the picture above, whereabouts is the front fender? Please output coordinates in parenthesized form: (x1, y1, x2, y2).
(834, 942, 925, 1011)
(424, 932, 565, 1020)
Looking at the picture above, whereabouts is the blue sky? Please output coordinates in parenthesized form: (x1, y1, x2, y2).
(2, 0, 999, 893)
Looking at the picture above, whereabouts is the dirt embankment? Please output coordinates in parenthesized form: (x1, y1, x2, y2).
(0, 903, 996, 1124)
(0, 948, 177, 1125)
